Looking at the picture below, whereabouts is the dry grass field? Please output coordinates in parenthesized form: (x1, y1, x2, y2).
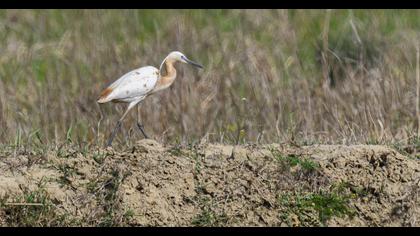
(0, 10, 419, 148)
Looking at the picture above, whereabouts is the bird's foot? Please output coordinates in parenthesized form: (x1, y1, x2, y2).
(137, 122, 149, 139)
(106, 121, 122, 147)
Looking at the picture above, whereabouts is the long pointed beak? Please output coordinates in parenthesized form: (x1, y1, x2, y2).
(185, 58, 203, 69)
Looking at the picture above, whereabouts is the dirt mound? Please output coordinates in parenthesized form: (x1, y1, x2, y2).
(0, 141, 418, 226)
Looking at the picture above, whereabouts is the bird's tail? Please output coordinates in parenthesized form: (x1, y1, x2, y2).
(97, 87, 113, 103)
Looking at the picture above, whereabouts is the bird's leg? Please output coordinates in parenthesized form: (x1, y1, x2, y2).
(136, 105, 149, 139)
(106, 120, 122, 147)
(136, 123, 149, 139)
(106, 101, 138, 147)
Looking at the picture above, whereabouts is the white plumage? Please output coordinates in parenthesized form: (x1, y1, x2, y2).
(98, 66, 159, 104)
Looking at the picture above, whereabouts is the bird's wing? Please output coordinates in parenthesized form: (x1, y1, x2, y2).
(98, 66, 159, 103)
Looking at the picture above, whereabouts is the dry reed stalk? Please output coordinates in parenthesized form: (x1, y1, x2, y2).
(321, 9, 332, 90)
(4, 202, 44, 206)
(416, 43, 420, 137)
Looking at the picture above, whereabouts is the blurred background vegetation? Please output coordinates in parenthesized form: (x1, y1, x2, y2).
(0, 9, 419, 148)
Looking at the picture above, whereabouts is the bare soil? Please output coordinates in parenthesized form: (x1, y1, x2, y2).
(0, 140, 419, 226)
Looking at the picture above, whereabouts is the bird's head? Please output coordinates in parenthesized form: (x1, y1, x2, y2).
(167, 51, 203, 69)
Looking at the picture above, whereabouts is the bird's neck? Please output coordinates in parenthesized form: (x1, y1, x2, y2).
(155, 60, 177, 92)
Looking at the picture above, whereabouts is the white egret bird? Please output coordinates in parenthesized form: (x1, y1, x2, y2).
(97, 51, 203, 146)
